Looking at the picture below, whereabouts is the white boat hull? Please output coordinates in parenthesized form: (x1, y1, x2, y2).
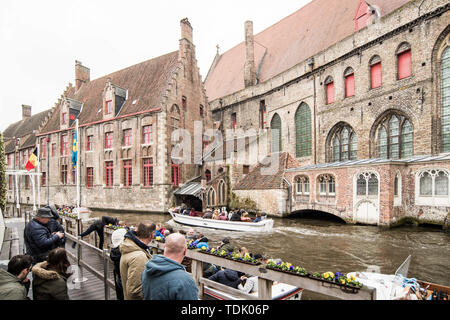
(204, 283, 303, 300)
(169, 210, 274, 232)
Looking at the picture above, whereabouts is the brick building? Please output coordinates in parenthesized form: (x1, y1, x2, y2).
(202, 0, 450, 227)
(4, 18, 210, 213)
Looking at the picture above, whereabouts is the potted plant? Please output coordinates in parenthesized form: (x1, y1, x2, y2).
(266, 259, 308, 276)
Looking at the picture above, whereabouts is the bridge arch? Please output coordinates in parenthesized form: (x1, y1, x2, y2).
(288, 208, 347, 224)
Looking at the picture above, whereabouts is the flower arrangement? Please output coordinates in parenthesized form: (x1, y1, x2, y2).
(61, 211, 78, 219)
(194, 246, 260, 265)
(310, 271, 363, 289)
(106, 223, 127, 231)
(266, 259, 308, 276)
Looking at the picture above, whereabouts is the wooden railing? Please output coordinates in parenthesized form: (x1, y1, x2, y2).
(32, 214, 376, 300)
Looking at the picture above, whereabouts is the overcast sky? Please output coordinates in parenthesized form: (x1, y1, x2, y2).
(0, 0, 312, 132)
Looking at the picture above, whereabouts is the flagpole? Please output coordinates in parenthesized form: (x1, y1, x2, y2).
(36, 141, 40, 210)
(76, 119, 80, 217)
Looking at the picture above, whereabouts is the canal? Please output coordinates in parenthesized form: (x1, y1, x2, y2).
(90, 210, 450, 300)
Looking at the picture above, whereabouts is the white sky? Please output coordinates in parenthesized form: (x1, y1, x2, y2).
(0, 0, 312, 132)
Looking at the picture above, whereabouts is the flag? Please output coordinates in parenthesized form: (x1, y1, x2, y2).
(25, 147, 38, 171)
(72, 129, 78, 168)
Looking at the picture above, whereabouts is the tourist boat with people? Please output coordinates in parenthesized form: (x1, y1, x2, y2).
(347, 255, 450, 300)
(168, 209, 274, 232)
(204, 282, 303, 300)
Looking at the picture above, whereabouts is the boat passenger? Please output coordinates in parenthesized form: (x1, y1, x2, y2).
(253, 212, 262, 223)
(217, 237, 234, 253)
(212, 209, 220, 220)
(195, 237, 209, 250)
(208, 269, 245, 289)
(203, 210, 213, 219)
(240, 211, 252, 222)
(229, 210, 241, 221)
(218, 211, 228, 220)
(261, 212, 268, 220)
(186, 228, 196, 241)
(238, 276, 259, 294)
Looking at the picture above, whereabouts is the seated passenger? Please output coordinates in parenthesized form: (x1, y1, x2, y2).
(240, 211, 252, 222)
(203, 210, 213, 219)
(195, 237, 209, 250)
(208, 269, 245, 289)
(218, 211, 228, 221)
(253, 212, 262, 223)
(229, 210, 241, 221)
(212, 209, 220, 220)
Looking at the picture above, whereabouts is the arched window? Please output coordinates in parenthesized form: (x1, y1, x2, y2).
(170, 104, 180, 130)
(356, 172, 379, 196)
(271, 113, 282, 153)
(375, 113, 413, 159)
(442, 47, 450, 152)
(218, 180, 226, 205)
(295, 176, 310, 195)
(205, 169, 211, 182)
(370, 55, 382, 89)
(317, 174, 335, 197)
(295, 103, 312, 158)
(324, 76, 335, 104)
(397, 42, 412, 80)
(344, 67, 355, 98)
(419, 169, 449, 197)
(207, 188, 216, 207)
(328, 123, 357, 162)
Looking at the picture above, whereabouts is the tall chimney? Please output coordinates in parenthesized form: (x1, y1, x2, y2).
(180, 18, 193, 43)
(75, 60, 90, 91)
(244, 20, 256, 87)
(22, 105, 32, 119)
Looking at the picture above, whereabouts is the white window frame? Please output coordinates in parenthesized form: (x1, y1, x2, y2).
(415, 168, 450, 206)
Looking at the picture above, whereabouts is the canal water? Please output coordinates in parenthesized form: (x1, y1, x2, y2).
(90, 210, 450, 300)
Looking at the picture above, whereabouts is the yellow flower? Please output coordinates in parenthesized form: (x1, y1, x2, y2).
(351, 275, 356, 281)
(210, 248, 216, 253)
(201, 246, 206, 251)
(155, 236, 161, 241)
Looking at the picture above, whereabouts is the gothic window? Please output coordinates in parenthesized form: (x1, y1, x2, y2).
(207, 188, 216, 207)
(375, 113, 413, 159)
(295, 176, 310, 195)
(356, 172, 379, 197)
(271, 113, 282, 153)
(317, 174, 335, 197)
(205, 169, 211, 182)
(329, 124, 357, 162)
(295, 103, 312, 158)
(344, 67, 355, 98)
(218, 180, 226, 205)
(419, 169, 449, 197)
(442, 47, 450, 152)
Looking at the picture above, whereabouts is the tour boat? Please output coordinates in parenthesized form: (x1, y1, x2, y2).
(168, 210, 274, 232)
(204, 282, 303, 300)
(347, 255, 450, 300)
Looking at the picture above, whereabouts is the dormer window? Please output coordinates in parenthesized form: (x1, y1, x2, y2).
(105, 100, 113, 114)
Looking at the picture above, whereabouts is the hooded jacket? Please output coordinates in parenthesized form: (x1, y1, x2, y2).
(142, 255, 198, 300)
(31, 262, 69, 300)
(0, 269, 29, 300)
(208, 269, 242, 289)
(119, 230, 152, 300)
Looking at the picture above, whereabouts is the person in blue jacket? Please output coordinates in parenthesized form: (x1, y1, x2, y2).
(45, 205, 66, 248)
(195, 237, 209, 250)
(24, 207, 65, 264)
(142, 233, 198, 300)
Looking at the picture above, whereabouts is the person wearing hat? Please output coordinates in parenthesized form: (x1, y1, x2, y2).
(216, 237, 234, 253)
(110, 228, 127, 300)
(24, 207, 65, 264)
(44, 204, 66, 248)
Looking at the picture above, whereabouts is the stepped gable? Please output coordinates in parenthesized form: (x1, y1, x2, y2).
(204, 0, 410, 101)
(40, 51, 179, 133)
(234, 152, 298, 190)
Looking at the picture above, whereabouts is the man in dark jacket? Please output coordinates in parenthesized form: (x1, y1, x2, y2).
(0, 254, 33, 300)
(45, 205, 66, 248)
(73, 216, 122, 249)
(208, 268, 244, 289)
(142, 233, 198, 300)
(229, 210, 242, 221)
(24, 208, 65, 264)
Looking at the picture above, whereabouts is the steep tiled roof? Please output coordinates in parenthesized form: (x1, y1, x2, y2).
(2, 109, 51, 152)
(234, 152, 300, 190)
(40, 51, 180, 133)
(205, 0, 410, 101)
